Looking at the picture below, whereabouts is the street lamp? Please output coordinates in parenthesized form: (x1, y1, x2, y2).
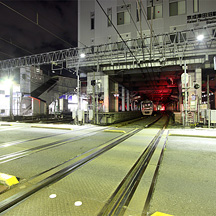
(3, 78, 13, 87)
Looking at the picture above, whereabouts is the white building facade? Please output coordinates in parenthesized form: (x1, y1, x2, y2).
(78, 0, 216, 47)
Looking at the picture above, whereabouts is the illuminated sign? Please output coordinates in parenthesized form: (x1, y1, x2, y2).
(187, 11, 216, 24)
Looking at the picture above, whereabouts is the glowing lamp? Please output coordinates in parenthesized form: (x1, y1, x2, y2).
(80, 53, 86, 58)
(3, 78, 13, 87)
(197, 34, 204, 41)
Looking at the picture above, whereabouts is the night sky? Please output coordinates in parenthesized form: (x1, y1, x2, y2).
(0, 0, 78, 61)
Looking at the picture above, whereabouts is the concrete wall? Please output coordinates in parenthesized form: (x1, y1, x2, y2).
(32, 98, 46, 116)
(99, 110, 142, 125)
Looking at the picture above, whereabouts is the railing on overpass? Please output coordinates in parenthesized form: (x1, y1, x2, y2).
(0, 24, 216, 70)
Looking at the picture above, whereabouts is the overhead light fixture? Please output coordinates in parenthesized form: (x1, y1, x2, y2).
(80, 53, 86, 58)
(197, 34, 204, 41)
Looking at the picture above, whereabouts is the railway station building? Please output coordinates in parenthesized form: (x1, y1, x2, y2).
(77, 0, 216, 125)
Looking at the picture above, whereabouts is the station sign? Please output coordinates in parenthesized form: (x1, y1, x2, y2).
(187, 11, 216, 24)
(181, 73, 191, 89)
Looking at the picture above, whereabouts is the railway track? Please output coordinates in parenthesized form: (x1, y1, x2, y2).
(98, 115, 169, 215)
(0, 114, 169, 215)
(0, 127, 108, 164)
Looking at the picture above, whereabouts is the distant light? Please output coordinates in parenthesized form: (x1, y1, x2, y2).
(197, 34, 204, 41)
(80, 53, 86, 58)
(3, 78, 13, 87)
(74, 201, 82, 206)
(49, 194, 57, 199)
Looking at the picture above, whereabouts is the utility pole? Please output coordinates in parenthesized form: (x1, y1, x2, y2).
(92, 67, 96, 124)
(207, 75, 210, 128)
(150, 0, 154, 60)
(76, 53, 85, 124)
(184, 61, 188, 126)
(76, 63, 80, 124)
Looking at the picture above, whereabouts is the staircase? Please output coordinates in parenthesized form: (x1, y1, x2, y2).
(31, 77, 58, 98)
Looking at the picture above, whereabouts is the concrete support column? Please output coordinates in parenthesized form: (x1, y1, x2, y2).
(114, 82, 119, 112)
(104, 75, 109, 112)
(122, 86, 125, 111)
(126, 89, 130, 111)
(133, 101, 136, 111)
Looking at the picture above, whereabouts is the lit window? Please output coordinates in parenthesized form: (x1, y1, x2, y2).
(169, 0, 186, 16)
(107, 8, 112, 27)
(90, 12, 95, 30)
(147, 0, 163, 20)
(117, 4, 131, 25)
(193, 0, 199, 13)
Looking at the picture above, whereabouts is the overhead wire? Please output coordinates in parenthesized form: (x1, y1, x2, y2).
(0, 50, 16, 58)
(0, 36, 34, 55)
(121, 0, 157, 92)
(138, 0, 161, 57)
(131, 0, 169, 104)
(122, 0, 145, 60)
(95, 0, 156, 102)
(0, 1, 98, 102)
(136, 0, 164, 101)
(0, 1, 74, 48)
(120, 0, 158, 96)
(95, 0, 140, 65)
(24, 5, 87, 48)
(0, 1, 90, 76)
(95, 0, 158, 96)
(0, 0, 92, 77)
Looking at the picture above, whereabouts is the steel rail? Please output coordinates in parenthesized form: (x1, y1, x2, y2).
(0, 124, 98, 148)
(144, 114, 163, 128)
(142, 130, 169, 216)
(0, 128, 141, 213)
(0, 130, 71, 148)
(98, 116, 169, 216)
(0, 127, 106, 164)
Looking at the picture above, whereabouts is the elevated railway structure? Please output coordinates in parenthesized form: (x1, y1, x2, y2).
(0, 24, 216, 125)
(0, 24, 215, 70)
